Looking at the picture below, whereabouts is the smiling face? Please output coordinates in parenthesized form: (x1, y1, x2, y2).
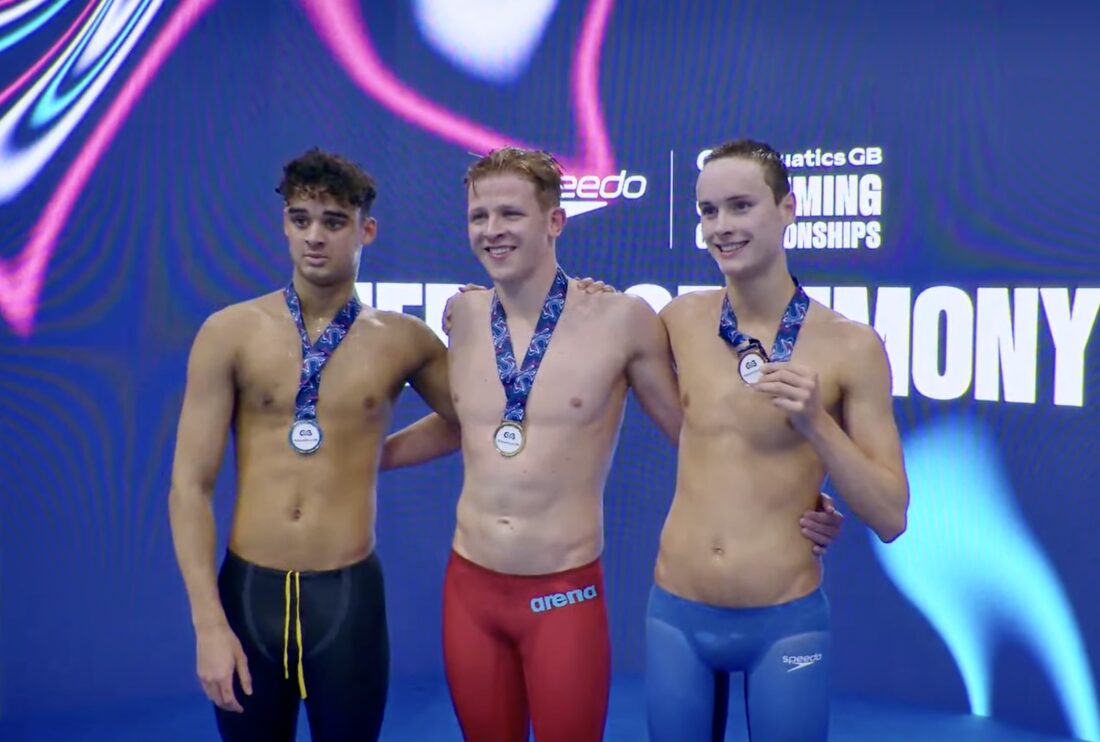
(466, 173, 564, 284)
(463, 147, 566, 285)
(696, 154, 796, 280)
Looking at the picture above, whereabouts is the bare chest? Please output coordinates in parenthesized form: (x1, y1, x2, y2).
(672, 317, 842, 448)
(450, 311, 629, 428)
(235, 321, 408, 421)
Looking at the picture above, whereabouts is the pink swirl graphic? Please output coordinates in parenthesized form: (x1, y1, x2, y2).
(297, 0, 616, 175)
(0, 0, 616, 337)
(0, 0, 218, 337)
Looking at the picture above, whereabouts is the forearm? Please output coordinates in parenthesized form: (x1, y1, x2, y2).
(802, 416, 908, 542)
(381, 413, 461, 470)
(168, 485, 227, 630)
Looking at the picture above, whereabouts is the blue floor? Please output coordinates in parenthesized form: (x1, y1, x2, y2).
(0, 675, 1078, 741)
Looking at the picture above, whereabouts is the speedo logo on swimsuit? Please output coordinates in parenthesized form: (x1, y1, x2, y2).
(529, 585, 599, 613)
(782, 653, 823, 672)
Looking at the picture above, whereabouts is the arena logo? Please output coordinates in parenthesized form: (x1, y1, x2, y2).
(529, 585, 599, 613)
(560, 170, 648, 217)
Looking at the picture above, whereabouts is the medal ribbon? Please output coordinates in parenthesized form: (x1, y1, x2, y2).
(718, 277, 810, 362)
(284, 283, 362, 423)
(491, 267, 570, 424)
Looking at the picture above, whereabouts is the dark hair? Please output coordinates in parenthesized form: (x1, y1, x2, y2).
(703, 139, 790, 203)
(276, 148, 377, 214)
(464, 147, 563, 210)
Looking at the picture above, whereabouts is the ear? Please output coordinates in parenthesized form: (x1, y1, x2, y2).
(780, 192, 796, 226)
(282, 207, 291, 239)
(548, 206, 566, 237)
(360, 215, 378, 245)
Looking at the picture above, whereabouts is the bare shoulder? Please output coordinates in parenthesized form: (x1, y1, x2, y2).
(192, 292, 277, 351)
(451, 286, 492, 317)
(659, 289, 721, 327)
(575, 285, 655, 319)
(563, 286, 648, 338)
(364, 307, 440, 348)
(811, 302, 890, 377)
(812, 302, 883, 351)
(444, 287, 491, 342)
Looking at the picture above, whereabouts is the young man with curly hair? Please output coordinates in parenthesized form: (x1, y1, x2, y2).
(168, 148, 458, 742)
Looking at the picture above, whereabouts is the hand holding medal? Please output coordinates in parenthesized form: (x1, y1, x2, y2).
(735, 340, 768, 385)
(716, 277, 826, 432)
(754, 362, 824, 433)
(719, 276, 811, 381)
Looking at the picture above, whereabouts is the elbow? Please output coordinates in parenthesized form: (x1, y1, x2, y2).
(167, 485, 188, 529)
(168, 481, 186, 512)
(168, 477, 213, 514)
(876, 514, 907, 544)
(876, 492, 910, 544)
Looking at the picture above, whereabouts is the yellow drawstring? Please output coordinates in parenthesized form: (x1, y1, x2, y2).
(283, 571, 308, 699)
(283, 573, 290, 680)
(295, 572, 306, 698)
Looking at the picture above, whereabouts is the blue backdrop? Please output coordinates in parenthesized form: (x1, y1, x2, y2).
(1, 1, 1098, 740)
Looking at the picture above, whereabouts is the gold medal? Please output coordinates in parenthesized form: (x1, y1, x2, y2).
(493, 421, 525, 457)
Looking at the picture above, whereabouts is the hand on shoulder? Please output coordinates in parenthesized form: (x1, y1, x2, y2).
(572, 275, 617, 295)
(441, 283, 493, 336)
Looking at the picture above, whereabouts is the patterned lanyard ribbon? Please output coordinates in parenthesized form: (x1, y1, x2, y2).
(718, 277, 809, 362)
(490, 267, 570, 424)
(284, 283, 362, 421)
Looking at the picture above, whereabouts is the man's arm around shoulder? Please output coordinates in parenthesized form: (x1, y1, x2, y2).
(620, 293, 682, 444)
(379, 300, 466, 471)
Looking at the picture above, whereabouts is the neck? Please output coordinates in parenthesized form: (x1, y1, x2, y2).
(292, 274, 356, 321)
(723, 261, 797, 326)
(495, 259, 560, 320)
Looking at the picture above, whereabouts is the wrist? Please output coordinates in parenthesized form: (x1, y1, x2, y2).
(798, 408, 835, 445)
(191, 605, 229, 633)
